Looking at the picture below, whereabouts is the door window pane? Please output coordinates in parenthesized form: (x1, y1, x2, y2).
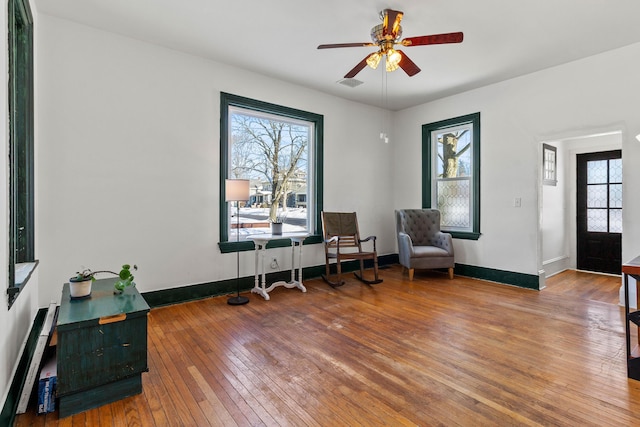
(610, 209, 623, 233)
(609, 184, 622, 208)
(587, 160, 607, 184)
(587, 185, 607, 208)
(609, 158, 622, 183)
(587, 209, 607, 232)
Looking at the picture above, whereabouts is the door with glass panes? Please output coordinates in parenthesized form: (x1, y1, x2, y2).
(576, 150, 622, 274)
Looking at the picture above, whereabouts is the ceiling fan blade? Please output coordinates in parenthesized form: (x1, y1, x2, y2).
(396, 50, 421, 77)
(401, 32, 464, 47)
(382, 9, 404, 38)
(344, 56, 370, 78)
(317, 42, 376, 49)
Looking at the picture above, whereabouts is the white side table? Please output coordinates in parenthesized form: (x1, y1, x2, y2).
(246, 233, 308, 300)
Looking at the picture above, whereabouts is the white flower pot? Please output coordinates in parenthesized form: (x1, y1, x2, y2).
(69, 278, 92, 298)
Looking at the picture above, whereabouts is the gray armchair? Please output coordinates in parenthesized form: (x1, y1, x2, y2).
(395, 209, 454, 280)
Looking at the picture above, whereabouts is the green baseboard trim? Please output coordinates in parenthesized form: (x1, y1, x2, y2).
(1, 308, 47, 427)
(142, 253, 399, 308)
(454, 263, 540, 290)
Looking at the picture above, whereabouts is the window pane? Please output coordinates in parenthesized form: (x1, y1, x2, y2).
(609, 184, 622, 208)
(544, 149, 556, 181)
(610, 209, 622, 233)
(587, 184, 607, 208)
(609, 158, 622, 183)
(587, 160, 607, 184)
(587, 209, 607, 232)
(434, 126, 472, 178)
(437, 179, 470, 229)
(229, 108, 311, 240)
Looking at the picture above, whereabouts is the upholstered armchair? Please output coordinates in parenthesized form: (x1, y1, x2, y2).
(395, 209, 455, 280)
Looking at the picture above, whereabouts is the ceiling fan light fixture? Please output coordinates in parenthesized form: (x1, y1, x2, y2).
(385, 49, 401, 72)
(318, 9, 463, 79)
(366, 52, 382, 69)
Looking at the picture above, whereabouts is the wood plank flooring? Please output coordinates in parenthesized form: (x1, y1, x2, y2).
(543, 269, 622, 305)
(15, 266, 640, 426)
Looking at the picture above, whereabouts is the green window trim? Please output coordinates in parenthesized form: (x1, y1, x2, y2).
(218, 93, 324, 253)
(7, 0, 35, 308)
(422, 112, 481, 240)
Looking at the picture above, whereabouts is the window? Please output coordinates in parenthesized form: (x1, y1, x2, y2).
(422, 112, 480, 240)
(542, 143, 557, 186)
(219, 93, 323, 252)
(7, 0, 36, 307)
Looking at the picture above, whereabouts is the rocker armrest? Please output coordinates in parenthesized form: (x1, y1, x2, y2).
(359, 235, 377, 251)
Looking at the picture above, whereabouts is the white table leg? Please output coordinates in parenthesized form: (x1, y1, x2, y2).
(290, 241, 296, 283)
(297, 239, 305, 289)
(251, 242, 270, 300)
(248, 234, 308, 300)
(253, 244, 259, 289)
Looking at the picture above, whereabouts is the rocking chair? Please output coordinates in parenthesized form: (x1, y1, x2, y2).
(321, 211, 383, 287)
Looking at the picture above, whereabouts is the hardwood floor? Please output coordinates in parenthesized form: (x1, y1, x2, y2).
(15, 266, 640, 426)
(544, 269, 622, 305)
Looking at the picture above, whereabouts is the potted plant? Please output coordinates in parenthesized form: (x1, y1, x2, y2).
(69, 264, 137, 298)
(270, 212, 287, 235)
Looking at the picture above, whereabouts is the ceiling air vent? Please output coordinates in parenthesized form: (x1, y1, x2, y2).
(337, 78, 364, 88)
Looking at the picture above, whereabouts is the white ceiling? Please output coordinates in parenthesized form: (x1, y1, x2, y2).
(34, 0, 640, 111)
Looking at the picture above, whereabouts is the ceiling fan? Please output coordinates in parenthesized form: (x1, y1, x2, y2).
(317, 8, 463, 78)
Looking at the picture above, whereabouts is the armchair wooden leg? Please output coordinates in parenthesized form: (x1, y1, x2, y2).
(448, 267, 454, 280)
(408, 268, 414, 281)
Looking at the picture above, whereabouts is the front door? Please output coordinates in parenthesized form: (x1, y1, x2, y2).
(576, 150, 622, 274)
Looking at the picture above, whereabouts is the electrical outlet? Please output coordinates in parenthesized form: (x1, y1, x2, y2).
(514, 197, 522, 208)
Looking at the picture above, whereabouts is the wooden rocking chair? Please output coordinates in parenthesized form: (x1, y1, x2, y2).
(321, 211, 383, 287)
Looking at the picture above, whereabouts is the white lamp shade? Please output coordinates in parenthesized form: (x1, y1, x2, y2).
(225, 179, 250, 202)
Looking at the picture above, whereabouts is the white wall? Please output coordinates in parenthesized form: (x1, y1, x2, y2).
(36, 15, 396, 306)
(1, 0, 41, 413)
(393, 42, 640, 279)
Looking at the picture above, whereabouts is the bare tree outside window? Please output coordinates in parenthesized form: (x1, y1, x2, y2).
(227, 107, 312, 239)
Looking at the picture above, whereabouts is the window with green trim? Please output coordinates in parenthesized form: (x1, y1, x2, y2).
(8, 0, 36, 307)
(219, 93, 323, 252)
(422, 112, 480, 240)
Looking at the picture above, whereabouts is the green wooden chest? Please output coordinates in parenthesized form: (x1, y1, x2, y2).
(56, 278, 150, 418)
